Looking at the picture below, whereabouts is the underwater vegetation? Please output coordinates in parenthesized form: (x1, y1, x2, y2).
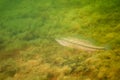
(0, 0, 120, 80)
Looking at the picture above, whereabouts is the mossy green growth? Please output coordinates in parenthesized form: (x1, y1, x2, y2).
(0, 0, 120, 80)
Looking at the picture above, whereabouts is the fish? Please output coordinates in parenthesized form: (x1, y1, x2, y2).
(55, 37, 105, 51)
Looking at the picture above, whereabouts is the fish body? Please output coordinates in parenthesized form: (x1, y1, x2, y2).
(56, 38, 105, 51)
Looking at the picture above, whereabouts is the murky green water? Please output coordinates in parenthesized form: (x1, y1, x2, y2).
(0, 0, 120, 80)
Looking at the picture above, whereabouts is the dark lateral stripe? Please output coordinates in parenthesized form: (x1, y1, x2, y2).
(61, 39, 105, 50)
